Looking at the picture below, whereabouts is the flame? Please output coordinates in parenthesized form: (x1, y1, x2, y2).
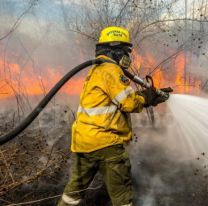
(0, 57, 85, 100)
(132, 50, 201, 93)
(0, 50, 202, 101)
(174, 54, 201, 93)
(175, 53, 188, 93)
(131, 50, 143, 73)
(152, 70, 165, 88)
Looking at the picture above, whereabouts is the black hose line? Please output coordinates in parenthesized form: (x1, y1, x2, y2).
(0, 59, 104, 145)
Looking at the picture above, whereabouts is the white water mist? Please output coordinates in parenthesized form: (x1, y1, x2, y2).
(131, 93, 208, 206)
(167, 94, 208, 157)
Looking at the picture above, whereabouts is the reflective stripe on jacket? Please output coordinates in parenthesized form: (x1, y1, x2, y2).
(71, 55, 145, 152)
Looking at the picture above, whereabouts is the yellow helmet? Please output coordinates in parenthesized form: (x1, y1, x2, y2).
(98, 26, 132, 46)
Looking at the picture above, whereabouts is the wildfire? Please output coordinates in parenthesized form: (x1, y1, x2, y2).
(0, 50, 202, 101)
(132, 50, 201, 93)
(0, 57, 85, 100)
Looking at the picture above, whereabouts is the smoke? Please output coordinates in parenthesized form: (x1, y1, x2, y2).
(1, 1, 208, 205)
(1, 0, 94, 63)
(129, 95, 208, 206)
(0, 0, 95, 110)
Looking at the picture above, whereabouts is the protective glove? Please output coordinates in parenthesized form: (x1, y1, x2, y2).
(141, 87, 158, 107)
(141, 87, 173, 107)
(151, 87, 173, 106)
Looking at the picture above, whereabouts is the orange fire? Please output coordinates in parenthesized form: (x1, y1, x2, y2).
(0, 51, 201, 101)
(174, 53, 201, 93)
(0, 58, 85, 100)
(132, 50, 201, 93)
(152, 69, 165, 88)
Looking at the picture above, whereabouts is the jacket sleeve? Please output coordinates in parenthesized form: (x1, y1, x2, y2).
(102, 63, 145, 113)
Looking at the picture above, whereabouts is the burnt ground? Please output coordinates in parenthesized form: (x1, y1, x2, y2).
(0, 107, 208, 206)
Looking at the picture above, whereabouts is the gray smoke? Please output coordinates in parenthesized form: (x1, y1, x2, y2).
(129, 97, 208, 206)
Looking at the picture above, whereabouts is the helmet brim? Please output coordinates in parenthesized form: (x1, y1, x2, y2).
(96, 41, 133, 47)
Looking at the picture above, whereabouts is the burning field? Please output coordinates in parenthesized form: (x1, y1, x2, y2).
(1, 0, 208, 205)
(0, 49, 207, 205)
(0, 49, 202, 102)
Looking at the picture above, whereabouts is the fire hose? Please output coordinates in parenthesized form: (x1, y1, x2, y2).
(0, 58, 170, 145)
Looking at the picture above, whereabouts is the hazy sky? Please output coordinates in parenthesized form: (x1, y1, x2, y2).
(0, 0, 207, 103)
(0, 0, 96, 105)
(0, 0, 96, 69)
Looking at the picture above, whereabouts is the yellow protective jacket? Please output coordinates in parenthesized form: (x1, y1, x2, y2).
(71, 56, 145, 153)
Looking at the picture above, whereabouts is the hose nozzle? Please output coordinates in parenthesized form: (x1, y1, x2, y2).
(156, 89, 170, 99)
(156, 87, 173, 99)
(122, 70, 172, 98)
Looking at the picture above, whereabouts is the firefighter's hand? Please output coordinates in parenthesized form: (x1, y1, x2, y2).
(152, 87, 173, 106)
(141, 87, 158, 107)
(141, 87, 173, 107)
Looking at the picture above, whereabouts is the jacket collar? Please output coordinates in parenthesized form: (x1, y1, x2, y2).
(96, 55, 117, 64)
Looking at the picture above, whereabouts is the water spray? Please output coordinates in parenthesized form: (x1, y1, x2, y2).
(0, 58, 170, 145)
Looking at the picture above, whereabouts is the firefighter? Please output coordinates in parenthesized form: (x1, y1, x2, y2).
(58, 26, 170, 206)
